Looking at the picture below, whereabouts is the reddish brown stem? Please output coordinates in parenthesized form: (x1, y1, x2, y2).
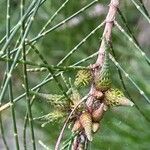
(96, 0, 119, 65)
(86, 0, 119, 110)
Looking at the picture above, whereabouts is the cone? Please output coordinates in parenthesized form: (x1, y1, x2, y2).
(79, 112, 93, 141)
(105, 88, 134, 107)
(92, 103, 105, 122)
(92, 122, 100, 133)
(74, 70, 92, 87)
(94, 50, 111, 91)
(72, 119, 82, 132)
(118, 97, 134, 106)
(94, 76, 111, 92)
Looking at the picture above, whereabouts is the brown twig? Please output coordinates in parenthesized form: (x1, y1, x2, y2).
(86, 0, 119, 110)
(96, 0, 119, 65)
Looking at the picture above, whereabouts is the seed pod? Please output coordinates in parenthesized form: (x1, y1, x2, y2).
(92, 103, 105, 122)
(79, 112, 93, 141)
(92, 122, 100, 133)
(105, 88, 134, 106)
(72, 120, 82, 132)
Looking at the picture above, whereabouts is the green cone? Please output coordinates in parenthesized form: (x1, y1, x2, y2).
(74, 70, 92, 87)
(104, 88, 134, 107)
(94, 50, 111, 91)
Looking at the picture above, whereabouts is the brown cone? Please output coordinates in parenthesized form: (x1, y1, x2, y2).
(92, 103, 105, 122)
(79, 112, 93, 141)
(72, 119, 82, 132)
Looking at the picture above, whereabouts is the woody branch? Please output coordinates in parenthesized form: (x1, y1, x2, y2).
(96, 0, 119, 65)
(86, 0, 119, 110)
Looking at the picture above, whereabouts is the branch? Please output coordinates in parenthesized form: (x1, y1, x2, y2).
(86, 0, 119, 110)
(55, 0, 120, 149)
(96, 0, 119, 65)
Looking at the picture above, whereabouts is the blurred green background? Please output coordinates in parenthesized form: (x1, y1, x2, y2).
(0, 0, 150, 149)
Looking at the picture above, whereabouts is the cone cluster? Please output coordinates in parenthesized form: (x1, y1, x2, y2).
(31, 61, 134, 148)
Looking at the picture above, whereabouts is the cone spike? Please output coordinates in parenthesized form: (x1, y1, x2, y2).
(79, 112, 93, 141)
(92, 122, 100, 133)
(119, 97, 134, 106)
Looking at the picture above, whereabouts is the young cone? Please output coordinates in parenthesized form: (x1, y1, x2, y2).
(92, 103, 105, 122)
(92, 122, 100, 133)
(72, 119, 82, 132)
(105, 88, 134, 106)
(30, 91, 69, 109)
(94, 42, 111, 91)
(118, 97, 134, 106)
(79, 112, 93, 141)
(74, 70, 92, 87)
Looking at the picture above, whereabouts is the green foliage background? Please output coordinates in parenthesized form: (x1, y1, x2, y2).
(0, 0, 149, 149)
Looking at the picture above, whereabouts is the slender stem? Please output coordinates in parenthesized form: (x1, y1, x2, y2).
(109, 42, 132, 98)
(116, 11, 150, 66)
(109, 54, 150, 104)
(0, 50, 99, 112)
(23, 94, 36, 150)
(130, 0, 150, 24)
(38, 0, 71, 35)
(6, 0, 20, 149)
(110, 43, 150, 122)
(21, 0, 36, 149)
(0, 0, 37, 56)
(0, 0, 46, 46)
(117, 9, 140, 46)
(60, 73, 70, 89)
(0, 115, 9, 150)
(0, 0, 42, 107)
(2, 0, 98, 58)
(138, 0, 150, 17)
(28, 43, 71, 103)
(38, 140, 50, 150)
(0, 56, 89, 71)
